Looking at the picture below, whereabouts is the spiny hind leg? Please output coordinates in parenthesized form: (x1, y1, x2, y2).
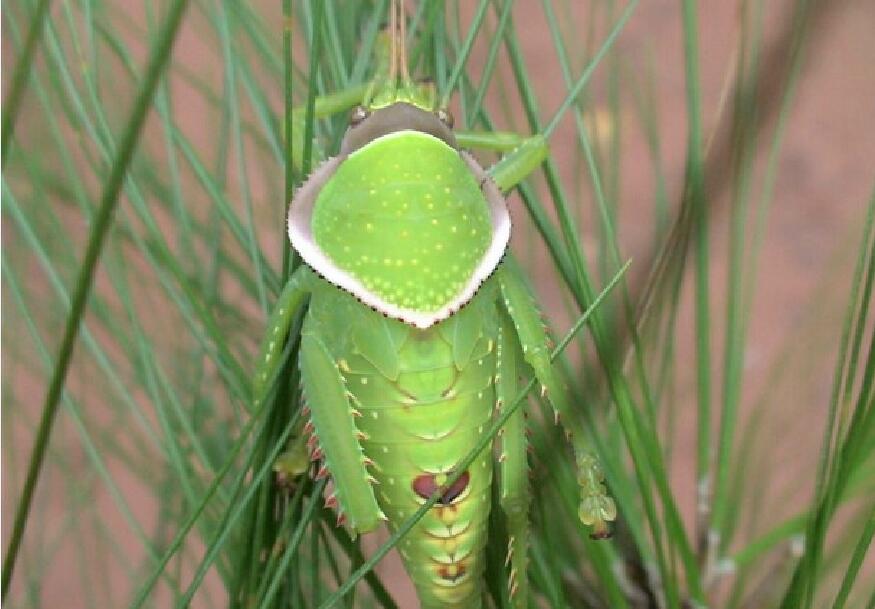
(495, 263, 616, 539)
(298, 330, 385, 534)
(496, 314, 530, 607)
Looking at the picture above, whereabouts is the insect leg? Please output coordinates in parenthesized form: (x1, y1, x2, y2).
(496, 314, 530, 607)
(272, 424, 310, 490)
(289, 83, 369, 170)
(455, 131, 548, 193)
(496, 263, 616, 539)
(456, 131, 534, 152)
(299, 331, 385, 534)
(252, 265, 312, 409)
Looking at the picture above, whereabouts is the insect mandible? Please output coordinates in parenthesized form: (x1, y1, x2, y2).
(254, 3, 616, 607)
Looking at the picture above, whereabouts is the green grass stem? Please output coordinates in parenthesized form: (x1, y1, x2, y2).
(1, 0, 191, 596)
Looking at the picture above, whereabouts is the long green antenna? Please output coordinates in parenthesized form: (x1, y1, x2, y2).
(388, 0, 399, 82)
(367, 0, 432, 110)
(396, 0, 410, 82)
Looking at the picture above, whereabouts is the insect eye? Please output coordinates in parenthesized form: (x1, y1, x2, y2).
(349, 105, 370, 126)
(436, 108, 454, 129)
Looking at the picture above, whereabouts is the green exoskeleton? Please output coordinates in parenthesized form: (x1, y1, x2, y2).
(255, 4, 616, 607)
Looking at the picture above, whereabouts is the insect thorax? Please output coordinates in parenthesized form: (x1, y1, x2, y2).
(290, 124, 510, 328)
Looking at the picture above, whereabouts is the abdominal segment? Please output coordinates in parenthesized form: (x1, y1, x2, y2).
(306, 277, 500, 608)
(345, 323, 497, 609)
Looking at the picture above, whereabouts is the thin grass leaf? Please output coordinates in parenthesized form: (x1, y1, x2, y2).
(3, 0, 192, 588)
(0, 0, 53, 164)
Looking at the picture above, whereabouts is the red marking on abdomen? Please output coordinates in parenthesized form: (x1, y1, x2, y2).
(437, 562, 467, 582)
(412, 471, 470, 505)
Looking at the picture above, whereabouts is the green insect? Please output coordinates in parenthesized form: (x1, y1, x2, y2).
(254, 4, 616, 607)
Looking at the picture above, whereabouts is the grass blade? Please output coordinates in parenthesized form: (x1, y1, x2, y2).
(0, 0, 53, 165)
(1, 0, 191, 595)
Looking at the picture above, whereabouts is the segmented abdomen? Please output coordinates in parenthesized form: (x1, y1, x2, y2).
(341, 321, 496, 608)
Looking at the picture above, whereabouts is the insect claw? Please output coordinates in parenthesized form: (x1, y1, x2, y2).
(589, 519, 612, 540)
(324, 494, 338, 509)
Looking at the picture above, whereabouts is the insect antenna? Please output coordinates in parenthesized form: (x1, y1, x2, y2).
(388, 0, 398, 82)
(364, 1, 435, 111)
(388, 0, 410, 84)
(397, 0, 410, 82)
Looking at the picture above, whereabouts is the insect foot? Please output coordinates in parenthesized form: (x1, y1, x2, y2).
(272, 444, 310, 492)
(576, 452, 617, 540)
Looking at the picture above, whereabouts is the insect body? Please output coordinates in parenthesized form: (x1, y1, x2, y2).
(255, 5, 616, 607)
(302, 276, 499, 607)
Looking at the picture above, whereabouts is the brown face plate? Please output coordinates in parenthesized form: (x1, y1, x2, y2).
(340, 102, 457, 155)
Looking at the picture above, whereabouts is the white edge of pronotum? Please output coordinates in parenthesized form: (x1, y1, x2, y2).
(287, 131, 510, 329)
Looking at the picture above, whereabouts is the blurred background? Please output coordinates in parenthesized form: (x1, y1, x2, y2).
(2, 1, 874, 608)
